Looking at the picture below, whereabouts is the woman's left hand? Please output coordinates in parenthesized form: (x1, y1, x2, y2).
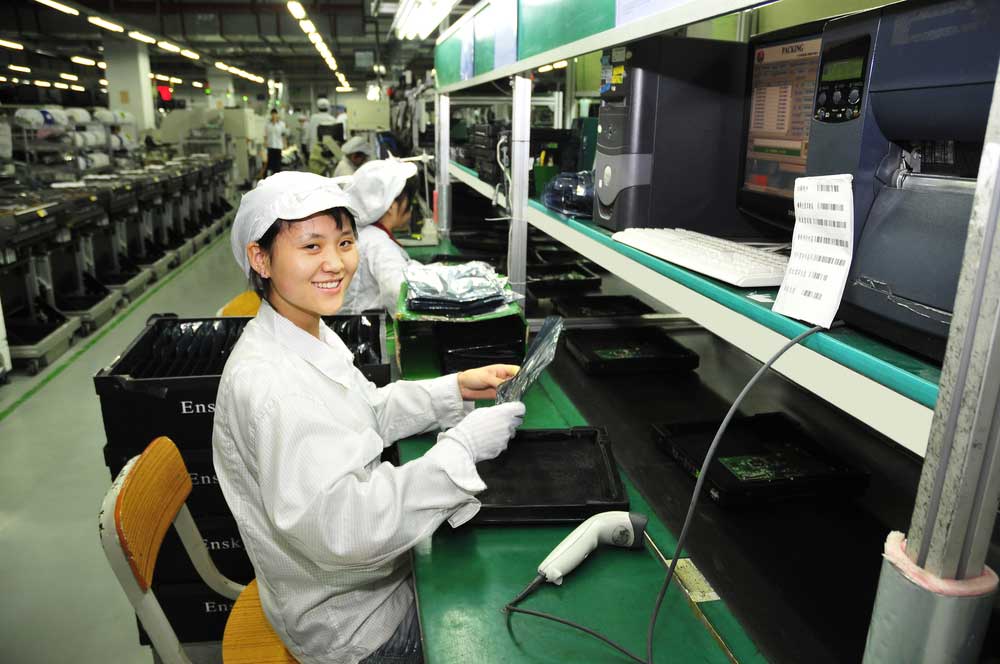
(457, 364, 520, 401)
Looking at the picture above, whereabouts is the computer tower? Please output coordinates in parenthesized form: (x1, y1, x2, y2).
(593, 36, 761, 237)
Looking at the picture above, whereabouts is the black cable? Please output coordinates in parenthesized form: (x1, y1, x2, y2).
(644, 323, 828, 664)
(502, 323, 831, 664)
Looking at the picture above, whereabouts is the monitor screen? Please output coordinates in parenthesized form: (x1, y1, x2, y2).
(742, 36, 822, 204)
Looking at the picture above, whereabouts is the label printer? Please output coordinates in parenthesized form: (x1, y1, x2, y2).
(807, 0, 1000, 360)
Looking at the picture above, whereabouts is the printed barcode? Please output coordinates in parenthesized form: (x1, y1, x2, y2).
(796, 201, 815, 210)
(802, 290, 824, 301)
(792, 251, 847, 267)
(818, 202, 844, 211)
(816, 183, 840, 192)
(786, 268, 830, 282)
(798, 216, 848, 229)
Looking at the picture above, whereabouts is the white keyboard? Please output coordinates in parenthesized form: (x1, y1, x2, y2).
(612, 228, 789, 288)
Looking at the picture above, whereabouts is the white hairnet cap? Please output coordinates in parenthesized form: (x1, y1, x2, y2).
(342, 136, 374, 156)
(316, 97, 331, 111)
(231, 171, 359, 277)
(345, 159, 418, 227)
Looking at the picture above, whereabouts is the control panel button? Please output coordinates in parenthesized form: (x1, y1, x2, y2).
(832, 90, 842, 104)
(603, 165, 613, 189)
(817, 91, 827, 106)
(848, 88, 860, 104)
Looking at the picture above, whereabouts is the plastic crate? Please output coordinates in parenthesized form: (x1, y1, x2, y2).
(552, 294, 655, 318)
(526, 262, 601, 298)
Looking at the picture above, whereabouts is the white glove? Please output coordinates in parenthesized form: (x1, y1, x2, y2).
(441, 402, 526, 463)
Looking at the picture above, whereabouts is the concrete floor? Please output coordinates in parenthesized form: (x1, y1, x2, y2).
(0, 232, 246, 663)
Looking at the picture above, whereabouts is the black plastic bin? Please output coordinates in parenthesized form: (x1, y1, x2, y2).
(435, 319, 525, 373)
(652, 412, 869, 507)
(104, 444, 230, 517)
(94, 313, 389, 455)
(552, 294, 655, 318)
(563, 327, 700, 375)
(472, 427, 629, 524)
(526, 263, 601, 299)
(137, 582, 235, 645)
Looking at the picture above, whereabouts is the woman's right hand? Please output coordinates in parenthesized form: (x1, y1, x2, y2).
(443, 402, 526, 463)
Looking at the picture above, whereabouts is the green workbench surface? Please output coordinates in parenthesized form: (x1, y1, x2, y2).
(404, 234, 462, 262)
(397, 354, 766, 663)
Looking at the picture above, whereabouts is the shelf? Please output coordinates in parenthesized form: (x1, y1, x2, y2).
(448, 161, 507, 207)
(446, 162, 937, 457)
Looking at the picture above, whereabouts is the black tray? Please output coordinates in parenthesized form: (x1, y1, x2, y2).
(552, 294, 655, 318)
(526, 262, 601, 298)
(652, 412, 869, 507)
(473, 427, 628, 524)
(435, 314, 525, 373)
(564, 327, 699, 375)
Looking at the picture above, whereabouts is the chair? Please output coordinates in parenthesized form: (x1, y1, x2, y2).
(99, 436, 296, 664)
(217, 290, 262, 317)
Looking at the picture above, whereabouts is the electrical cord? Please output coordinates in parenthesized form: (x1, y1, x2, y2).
(503, 322, 832, 663)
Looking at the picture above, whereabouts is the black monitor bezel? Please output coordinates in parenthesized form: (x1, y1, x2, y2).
(737, 21, 829, 235)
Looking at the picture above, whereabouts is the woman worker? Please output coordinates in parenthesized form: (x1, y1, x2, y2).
(333, 136, 373, 177)
(339, 158, 418, 314)
(212, 171, 525, 664)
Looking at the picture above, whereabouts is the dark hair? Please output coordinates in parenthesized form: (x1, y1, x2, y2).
(270, 108, 279, 114)
(248, 207, 356, 299)
(392, 179, 416, 212)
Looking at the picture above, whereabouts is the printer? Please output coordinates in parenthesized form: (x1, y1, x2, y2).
(806, 0, 1000, 361)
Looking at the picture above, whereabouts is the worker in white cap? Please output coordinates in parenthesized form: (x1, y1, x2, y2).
(339, 159, 418, 314)
(333, 135, 374, 177)
(306, 97, 336, 153)
(214, 170, 524, 664)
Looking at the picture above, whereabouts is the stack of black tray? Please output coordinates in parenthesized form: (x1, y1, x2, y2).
(527, 262, 601, 299)
(652, 412, 869, 507)
(552, 294, 654, 318)
(564, 327, 700, 375)
(436, 318, 524, 373)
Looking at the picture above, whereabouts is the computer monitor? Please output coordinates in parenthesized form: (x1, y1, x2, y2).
(738, 29, 824, 232)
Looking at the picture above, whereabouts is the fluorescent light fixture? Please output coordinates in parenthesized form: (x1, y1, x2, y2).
(98, 61, 106, 69)
(287, 1, 306, 19)
(128, 30, 156, 44)
(155, 74, 170, 81)
(0, 76, 6, 82)
(88, 16, 124, 32)
(392, 0, 461, 41)
(33, 0, 79, 16)
(34, 79, 52, 87)
(8, 64, 31, 73)
(552, 60, 568, 69)
(100, 88, 107, 93)
(169, 77, 182, 84)
(299, 19, 316, 33)
(309, 32, 323, 45)
(148, 73, 155, 79)
(11, 77, 18, 83)
(0, 39, 24, 51)
(99, 78, 108, 86)
(59, 72, 78, 81)
(54, 81, 69, 89)
(538, 64, 553, 73)
(215, 62, 231, 71)
(70, 84, 85, 91)
(157, 41, 181, 53)
(192, 81, 203, 88)
(181, 49, 199, 60)
(335, 86, 353, 92)
(71, 56, 96, 66)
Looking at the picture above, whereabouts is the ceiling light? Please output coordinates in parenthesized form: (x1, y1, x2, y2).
(128, 30, 157, 44)
(12, 77, 19, 83)
(155, 74, 169, 81)
(34, 79, 52, 87)
(192, 81, 203, 88)
(181, 49, 199, 60)
(99, 78, 108, 86)
(392, 0, 461, 41)
(70, 84, 85, 91)
(0, 76, 6, 82)
(100, 88, 107, 93)
(148, 73, 155, 79)
(72, 56, 96, 66)
(309, 32, 323, 45)
(21, 80, 30, 85)
(33, 0, 79, 16)
(552, 60, 568, 69)
(299, 19, 316, 33)
(54, 81, 69, 89)
(538, 64, 553, 73)
(0, 39, 24, 51)
(8, 64, 31, 73)
(287, 1, 306, 19)
(335, 86, 353, 92)
(88, 16, 124, 32)
(98, 61, 106, 69)
(59, 73, 78, 81)
(215, 62, 230, 72)
(170, 77, 182, 84)
(157, 41, 181, 53)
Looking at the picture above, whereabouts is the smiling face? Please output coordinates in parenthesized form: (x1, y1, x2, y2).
(247, 210, 358, 337)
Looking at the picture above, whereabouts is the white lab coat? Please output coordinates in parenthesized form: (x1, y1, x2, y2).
(306, 111, 336, 150)
(340, 225, 411, 314)
(212, 300, 484, 664)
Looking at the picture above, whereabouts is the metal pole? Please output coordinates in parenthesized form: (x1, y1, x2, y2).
(863, 58, 1000, 663)
(508, 75, 532, 298)
(435, 93, 451, 234)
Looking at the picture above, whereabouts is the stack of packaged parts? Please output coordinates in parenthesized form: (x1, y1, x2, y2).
(95, 311, 389, 644)
(404, 261, 510, 316)
(467, 122, 509, 186)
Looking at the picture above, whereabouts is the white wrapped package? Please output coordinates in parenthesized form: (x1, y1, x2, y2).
(92, 108, 115, 126)
(14, 109, 47, 129)
(72, 132, 86, 148)
(65, 108, 92, 125)
(89, 152, 110, 168)
(44, 108, 69, 126)
(0, 122, 11, 160)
